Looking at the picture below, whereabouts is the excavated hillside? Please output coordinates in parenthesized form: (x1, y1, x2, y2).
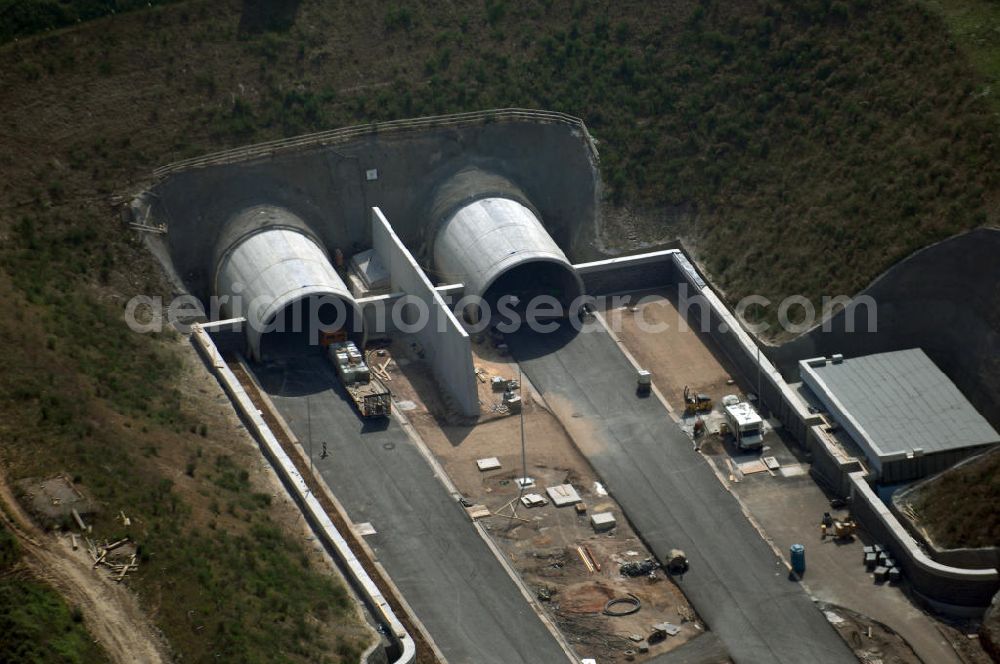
(0, 0, 997, 659)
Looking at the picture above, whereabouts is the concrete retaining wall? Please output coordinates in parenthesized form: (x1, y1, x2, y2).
(190, 323, 415, 664)
(572, 248, 1000, 614)
(145, 111, 599, 303)
(372, 207, 479, 417)
(806, 425, 864, 497)
(667, 253, 822, 446)
(848, 472, 999, 613)
(769, 228, 1000, 429)
(575, 250, 679, 295)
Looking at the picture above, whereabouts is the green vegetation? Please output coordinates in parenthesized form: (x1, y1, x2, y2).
(922, 0, 1000, 112)
(0, 0, 997, 659)
(200, 0, 996, 328)
(0, 263, 367, 660)
(0, 0, 176, 43)
(907, 449, 1000, 549)
(0, 523, 109, 664)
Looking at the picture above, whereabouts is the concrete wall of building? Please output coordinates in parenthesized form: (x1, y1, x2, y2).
(769, 228, 1000, 429)
(371, 208, 479, 418)
(848, 472, 999, 613)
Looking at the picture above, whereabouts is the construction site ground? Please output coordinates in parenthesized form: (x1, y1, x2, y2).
(601, 287, 984, 664)
(385, 335, 705, 663)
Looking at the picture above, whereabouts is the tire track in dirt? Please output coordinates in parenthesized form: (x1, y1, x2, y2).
(0, 470, 170, 664)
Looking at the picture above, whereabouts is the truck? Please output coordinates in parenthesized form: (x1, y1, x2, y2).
(327, 340, 391, 418)
(636, 369, 652, 396)
(723, 398, 764, 450)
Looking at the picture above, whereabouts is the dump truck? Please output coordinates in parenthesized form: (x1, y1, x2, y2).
(327, 340, 391, 418)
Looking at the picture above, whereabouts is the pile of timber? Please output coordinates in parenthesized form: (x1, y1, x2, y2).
(365, 351, 392, 383)
(85, 536, 138, 583)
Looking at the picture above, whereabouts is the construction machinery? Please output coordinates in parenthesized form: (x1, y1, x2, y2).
(820, 512, 857, 540)
(328, 340, 391, 418)
(683, 386, 713, 415)
(666, 549, 689, 575)
(637, 369, 652, 396)
(319, 329, 348, 348)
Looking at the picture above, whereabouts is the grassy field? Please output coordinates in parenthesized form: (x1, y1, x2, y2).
(0, 523, 110, 664)
(905, 448, 1000, 549)
(0, 0, 997, 660)
(922, 0, 1000, 112)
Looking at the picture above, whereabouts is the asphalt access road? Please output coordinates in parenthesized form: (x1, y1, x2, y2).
(509, 321, 857, 664)
(250, 352, 570, 664)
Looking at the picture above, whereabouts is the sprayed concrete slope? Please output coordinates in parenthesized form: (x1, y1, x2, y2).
(769, 227, 1000, 427)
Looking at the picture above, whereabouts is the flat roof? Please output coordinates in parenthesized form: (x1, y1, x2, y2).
(725, 402, 762, 427)
(800, 349, 1000, 461)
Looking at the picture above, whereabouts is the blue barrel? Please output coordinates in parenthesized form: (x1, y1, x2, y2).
(790, 544, 806, 575)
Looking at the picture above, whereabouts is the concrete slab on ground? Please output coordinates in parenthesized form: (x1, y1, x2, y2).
(731, 449, 962, 664)
(249, 352, 570, 664)
(510, 321, 856, 664)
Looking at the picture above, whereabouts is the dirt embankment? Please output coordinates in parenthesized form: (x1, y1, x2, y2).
(0, 471, 170, 664)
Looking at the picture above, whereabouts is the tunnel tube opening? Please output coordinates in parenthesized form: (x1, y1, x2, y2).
(477, 259, 584, 326)
(258, 294, 364, 361)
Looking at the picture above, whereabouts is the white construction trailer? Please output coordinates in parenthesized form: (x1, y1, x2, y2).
(724, 401, 764, 450)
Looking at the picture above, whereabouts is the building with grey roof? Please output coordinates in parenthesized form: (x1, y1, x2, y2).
(800, 348, 1000, 483)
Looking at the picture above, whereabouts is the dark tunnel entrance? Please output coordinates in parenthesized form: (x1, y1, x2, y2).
(258, 295, 364, 360)
(478, 260, 584, 326)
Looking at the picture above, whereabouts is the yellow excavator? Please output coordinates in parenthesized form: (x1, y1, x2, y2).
(683, 386, 713, 415)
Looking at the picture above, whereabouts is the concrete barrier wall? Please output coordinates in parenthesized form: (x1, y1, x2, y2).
(848, 472, 999, 613)
(191, 324, 415, 664)
(667, 253, 822, 445)
(806, 425, 864, 497)
(576, 249, 999, 614)
(575, 250, 679, 294)
(371, 207, 479, 417)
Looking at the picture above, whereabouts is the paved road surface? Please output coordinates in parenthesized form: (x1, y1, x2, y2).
(250, 352, 570, 664)
(510, 322, 856, 664)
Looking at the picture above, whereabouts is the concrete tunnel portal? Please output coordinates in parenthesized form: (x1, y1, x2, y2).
(213, 205, 363, 360)
(209, 171, 584, 360)
(432, 195, 584, 323)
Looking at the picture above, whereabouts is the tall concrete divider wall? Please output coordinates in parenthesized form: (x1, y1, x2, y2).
(357, 294, 402, 341)
(371, 207, 479, 417)
(848, 472, 999, 613)
(190, 324, 414, 664)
